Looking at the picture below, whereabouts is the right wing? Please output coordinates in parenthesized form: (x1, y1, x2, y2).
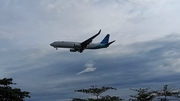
(79, 29, 101, 52)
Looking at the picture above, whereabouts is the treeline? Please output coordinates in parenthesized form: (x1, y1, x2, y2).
(1, 78, 180, 101)
(72, 85, 180, 101)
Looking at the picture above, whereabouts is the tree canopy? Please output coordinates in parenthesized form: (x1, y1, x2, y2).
(129, 88, 155, 101)
(73, 85, 123, 101)
(129, 85, 180, 101)
(0, 78, 30, 101)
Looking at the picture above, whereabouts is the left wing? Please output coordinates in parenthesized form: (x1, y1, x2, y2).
(80, 29, 101, 52)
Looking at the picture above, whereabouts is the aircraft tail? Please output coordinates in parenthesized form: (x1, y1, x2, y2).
(106, 40, 115, 47)
(100, 34, 110, 44)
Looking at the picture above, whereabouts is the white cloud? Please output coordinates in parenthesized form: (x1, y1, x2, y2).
(77, 61, 96, 75)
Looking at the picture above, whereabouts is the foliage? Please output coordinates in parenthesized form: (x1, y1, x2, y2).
(129, 85, 180, 101)
(75, 85, 116, 99)
(72, 97, 123, 101)
(155, 85, 180, 101)
(101, 95, 123, 101)
(0, 78, 30, 101)
(72, 98, 88, 101)
(129, 88, 155, 101)
(73, 85, 123, 101)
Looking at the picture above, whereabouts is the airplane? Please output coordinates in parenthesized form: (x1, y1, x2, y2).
(50, 29, 115, 53)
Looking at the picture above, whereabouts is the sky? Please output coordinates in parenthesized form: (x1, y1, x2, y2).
(1, 0, 180, 101)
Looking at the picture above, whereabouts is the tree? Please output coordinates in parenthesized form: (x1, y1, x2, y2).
(0, 78, 30, 101)
(72, 85, 123, 101)
(129, 85, 180, 101)
(129, 88, 155, 101)
(72, 98, 87, 101)
(75, 85, 116, 99)
(101, 95, 123, 101)
(155, 85, 180, 101)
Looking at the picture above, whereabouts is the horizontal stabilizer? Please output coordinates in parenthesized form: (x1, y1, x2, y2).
(107, 40, 115, 46)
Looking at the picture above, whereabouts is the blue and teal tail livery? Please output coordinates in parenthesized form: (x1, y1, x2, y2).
(101, 34, 110, 44)
(100, 34, 115, 48)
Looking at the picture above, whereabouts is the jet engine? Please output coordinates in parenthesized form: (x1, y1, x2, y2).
(70, 48, 77, 52)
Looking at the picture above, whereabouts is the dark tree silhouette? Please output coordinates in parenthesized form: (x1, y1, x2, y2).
(72, 98, 87, 101)
(0, 78, 30, 101)
(73, 85, 123, 101)
(129, 88, 155, 101)
(75, 85, 116, 99)
(155, 85, 180, 101)
(129, 85, 180, 101)
(101, 95, 123, 101)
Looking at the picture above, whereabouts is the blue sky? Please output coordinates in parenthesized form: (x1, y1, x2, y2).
(1, 0, 180, 101)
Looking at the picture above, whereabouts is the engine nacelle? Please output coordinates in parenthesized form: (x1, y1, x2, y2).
(74, 43, 81, 48)
(70, 48, 77, 52)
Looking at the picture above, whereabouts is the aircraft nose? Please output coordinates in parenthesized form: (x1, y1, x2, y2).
(50, 43, 54, 46)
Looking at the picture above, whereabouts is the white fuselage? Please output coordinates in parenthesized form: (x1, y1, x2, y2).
(50, 41, 107, 49)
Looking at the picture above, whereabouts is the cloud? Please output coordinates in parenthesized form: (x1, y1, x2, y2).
(77, 61, 97, 75)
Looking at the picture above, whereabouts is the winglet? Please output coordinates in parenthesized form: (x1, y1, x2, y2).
(89, 29, 101, 41)
(98, 29, 101, 35)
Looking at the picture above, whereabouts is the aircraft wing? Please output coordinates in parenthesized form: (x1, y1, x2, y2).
(80, 29, 101, 52)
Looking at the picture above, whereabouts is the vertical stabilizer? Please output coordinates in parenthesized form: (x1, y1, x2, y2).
(101, 34, 109, 44)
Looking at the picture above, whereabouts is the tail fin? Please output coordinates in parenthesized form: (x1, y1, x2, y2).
(101, 34, 109, 44)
